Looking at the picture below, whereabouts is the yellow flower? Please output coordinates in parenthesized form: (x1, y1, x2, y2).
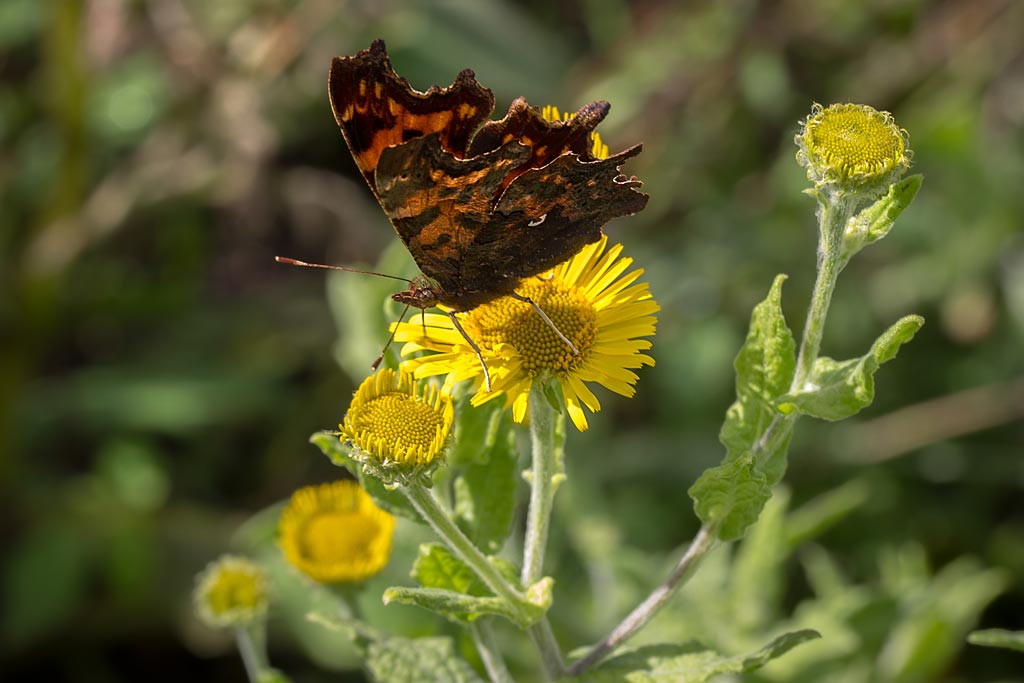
(394, 235, 658, 431)
(795, 103, 911, 195)
(193, 555, 268, 629)
(278, 480, 395, 583)
(339, 368, 454, 484)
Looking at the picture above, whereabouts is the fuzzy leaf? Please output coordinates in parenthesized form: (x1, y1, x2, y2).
(778, 315, 923, 421)
(967, 629, 1024, 652)
(691, 276, 794, 540)
(412, 543, 489, 595)
(569, 630, 820, 683)
(843, 175, 922, 259)
(719, 274, 795, 483)
(454, 411, 519, 553)
(382, 586, 518, 624)
(688, 457, 771, 542)
(309, 431, 420, 521)
(366, 635, 485, 683)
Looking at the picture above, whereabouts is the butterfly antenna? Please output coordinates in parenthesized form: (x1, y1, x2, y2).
(510, 292, 579, 355)
(275, 256, 413, 284)
(371, 304, 412, 371)
(446, 311, 492, 392)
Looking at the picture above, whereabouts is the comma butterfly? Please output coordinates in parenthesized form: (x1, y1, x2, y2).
(280, 40, 648, 389)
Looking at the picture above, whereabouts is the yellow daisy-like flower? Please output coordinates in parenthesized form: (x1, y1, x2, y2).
(278, 480, 396, 584)
(193, 555, 268, 629)
(795, 102, 911, 195)
(394, 235, 658, 431)
(339, 368, 454, 484)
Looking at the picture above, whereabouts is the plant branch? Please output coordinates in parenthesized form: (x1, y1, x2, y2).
(470, 619, 515, 683)
(402, 482, 528, 613)
(522, 383, 561, 587)
(567, 523, 718, 675)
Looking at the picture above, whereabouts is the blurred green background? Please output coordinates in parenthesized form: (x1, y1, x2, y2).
(2, 1, 1023, 681)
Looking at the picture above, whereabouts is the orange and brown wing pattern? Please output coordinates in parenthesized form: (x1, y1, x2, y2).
(468, 99, 610, 192)
(374, 133, 532, 303)
(328, 39, 495, 193)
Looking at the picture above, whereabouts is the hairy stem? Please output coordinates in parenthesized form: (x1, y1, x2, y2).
(235, 625, 266, 683)
(403, 482, 528, 613)
(470, 619, 515, 683)
(792, 198, 853, 389)
(522, 383, 561, 587)
(567, 523, 718, 675)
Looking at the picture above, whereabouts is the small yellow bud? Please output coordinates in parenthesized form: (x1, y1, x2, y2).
(193, 555, 268, 629)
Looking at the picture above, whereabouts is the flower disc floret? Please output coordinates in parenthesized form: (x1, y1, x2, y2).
(278, 480, 395, 583)
(340, 368, 453, 483)
(193, 555, 268, 629)
(796, 103, 911, 195)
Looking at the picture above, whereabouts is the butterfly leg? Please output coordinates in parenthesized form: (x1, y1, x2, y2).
(371, 303, 412, 371)
(446, 310, 493, 392)
(510, 292, 580, 356)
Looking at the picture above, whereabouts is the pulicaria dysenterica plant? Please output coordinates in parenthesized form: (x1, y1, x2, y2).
(194, 43, 929, 683)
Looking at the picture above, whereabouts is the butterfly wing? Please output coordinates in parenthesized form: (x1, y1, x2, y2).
(328, 40, 495, 198)
(375, 133, 532, 302)
(454, 145, 648, 306)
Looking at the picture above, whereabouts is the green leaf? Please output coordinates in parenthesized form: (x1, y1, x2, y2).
(382, 586, 519, 624)
(309, 431, 420, 521)
(448, 394, 505, 466)
(406, 544, 540, 626)
(454, 414, 519, 552)
(777, 315, 923, 421)
(842, 175, 923, 259)
(366, 635, 485, 683)
(412, 543, 489, 595)
(688, 457, 771, 542)
(720, 274, 795, 482)
(569, 630, 820, 683)
(968, 629, 1024, 652)
(690, 276, 794, 540)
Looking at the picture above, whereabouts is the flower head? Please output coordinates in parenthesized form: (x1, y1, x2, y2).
(278, 480, 395, 583)
(796, 103, 911, 196)
(394, 235, 658, 431)
(340, 368, 454, 485)
(193, 555, 268, 629)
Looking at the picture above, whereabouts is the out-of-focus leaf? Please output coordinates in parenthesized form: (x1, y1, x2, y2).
(569, 630, 820, 683)
(967, 629, 1024, 652)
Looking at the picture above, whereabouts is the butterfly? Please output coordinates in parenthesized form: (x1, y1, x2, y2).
(281, 39, 648, 389)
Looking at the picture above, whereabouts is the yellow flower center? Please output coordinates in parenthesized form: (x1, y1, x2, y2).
(347, 393, 446, 460)
(194, 555, 268, 627)
(205, 567, 264, 615)
(299, 510, 385, 564)
(467, 277, 597, 377)
(801, 103, 906, 182)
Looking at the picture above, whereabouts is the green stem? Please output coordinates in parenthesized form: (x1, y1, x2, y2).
(792, 198, 854, 389)
(402, 482, 528, 616)
(470, 619, 515, 683)
(567, 523, 718, 675)
(528, 618, 566, 680)
(522, 382, 561, 586)
(235, 625, 266, 683)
